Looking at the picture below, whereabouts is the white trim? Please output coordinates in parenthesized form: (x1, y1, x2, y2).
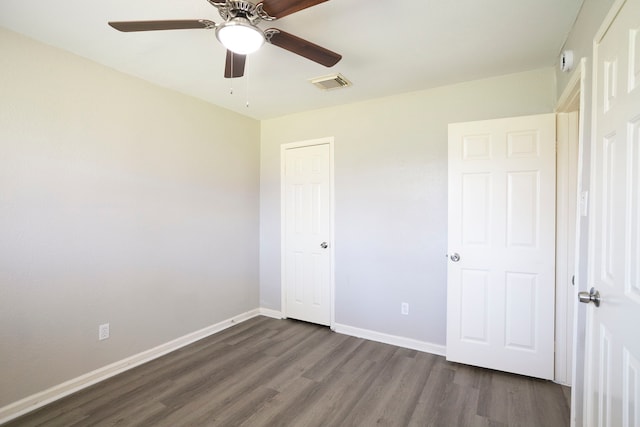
(570, 67, 588, 427)
(554, 58, 585, 388)
(555, 111, 579, 387)
(556, 58, 586, 113)
(280, 137, 336, 327)
(333, 323, 447, 357)
(259, 307, 284, 319)
(0, 309, 261, 424)
(552, 57, 589, 399)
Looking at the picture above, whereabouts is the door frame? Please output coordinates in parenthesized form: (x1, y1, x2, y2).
(555, 111, 579, 386)
(555, 57, 587, 426)
(555, 57, 587, 389)
(280, 137, 336, 328)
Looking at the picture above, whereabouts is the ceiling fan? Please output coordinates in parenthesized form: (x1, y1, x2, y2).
(108, 0, 342, 78)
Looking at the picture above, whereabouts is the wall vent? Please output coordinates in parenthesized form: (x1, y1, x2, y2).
(309, 73, 352, 90)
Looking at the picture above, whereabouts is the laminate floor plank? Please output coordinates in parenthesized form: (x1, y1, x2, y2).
(341, 354, 428, 426)
(429, 381, 483, 427)
(66, 379, 175, 427)
(157, 345, 267, 408)
(145, 354, 282, 426)
(5, 317, 570, 427)
(407, 362, 457, 426)
(339, 351, 411, 425)
(16, 408, 89, 427)
(529, 378, 572, 426)
(196, 386, 279, 427)
(92, 400, 168, 427)
(261, 328, 345, 392)
(238, 377, 321, 427)
(337, 339, 398, 377)
(301, 334, 363, 382)
(285, 361, 378, 427)
(260, 321, 317, 357)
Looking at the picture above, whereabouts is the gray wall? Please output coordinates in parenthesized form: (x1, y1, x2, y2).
(0, 29, 260, 406)
(260, 68, 556, 346)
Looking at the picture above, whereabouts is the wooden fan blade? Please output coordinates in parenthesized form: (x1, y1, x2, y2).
(108, 20, 215, 32)
(260, 0, 328, 19)
(224, 50, 246, 78)
(266, 29, 341, 67)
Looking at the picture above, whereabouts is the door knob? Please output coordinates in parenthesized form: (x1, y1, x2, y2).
(578, 287, 601, 307)
(320, 242, 328, 249)
(450, 253, 460, 262)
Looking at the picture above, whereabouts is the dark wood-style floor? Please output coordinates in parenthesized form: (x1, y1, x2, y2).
(5, 316, 570, 426)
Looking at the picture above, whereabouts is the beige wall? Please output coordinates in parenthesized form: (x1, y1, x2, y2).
(260, 68, 556, 345)
(0, 28, 260, 406)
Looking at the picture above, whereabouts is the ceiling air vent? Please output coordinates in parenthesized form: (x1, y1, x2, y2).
(310, 73, 352, 90)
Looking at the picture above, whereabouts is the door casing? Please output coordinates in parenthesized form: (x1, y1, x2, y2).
(555, 57, 588, 425)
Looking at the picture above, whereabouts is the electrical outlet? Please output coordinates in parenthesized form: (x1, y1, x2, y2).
(401, 302, 409, 315)
(98, 323, 110, 341)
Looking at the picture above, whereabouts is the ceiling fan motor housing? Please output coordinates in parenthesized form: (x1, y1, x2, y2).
(214, 0, 267, 24)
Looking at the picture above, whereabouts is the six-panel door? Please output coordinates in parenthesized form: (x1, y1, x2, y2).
(585, 0, 640, 425)
(447, 114, 556, 380)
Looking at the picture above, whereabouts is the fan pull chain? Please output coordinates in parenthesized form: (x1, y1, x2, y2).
(245, 70, 250, 108)
(230, 52, 234, 95)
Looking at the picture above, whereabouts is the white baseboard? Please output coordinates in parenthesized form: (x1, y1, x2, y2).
(0, 308, 262, 424)
(0, 310, 446, 424)
(333, 323, 446, 357)
(258, 307, 284, 319)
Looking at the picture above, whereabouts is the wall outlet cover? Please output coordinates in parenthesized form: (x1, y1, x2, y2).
(401, 303, 409, 315)
(99, 323, 110, 341)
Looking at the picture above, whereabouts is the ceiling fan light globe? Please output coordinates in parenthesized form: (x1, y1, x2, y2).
(216, 18, 264, 55)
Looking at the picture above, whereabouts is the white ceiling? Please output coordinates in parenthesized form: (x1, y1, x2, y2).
(0, 0, 583, 120)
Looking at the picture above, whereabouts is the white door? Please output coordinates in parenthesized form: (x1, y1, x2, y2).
(584, 0, 640, 425)
(282, 140, 333, 326)
(447, 114, 556, 380)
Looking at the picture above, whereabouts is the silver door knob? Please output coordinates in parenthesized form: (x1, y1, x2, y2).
(320, 242, 328, 249)
(578, 287, 601, 307)
(450, 253, 460, 262)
